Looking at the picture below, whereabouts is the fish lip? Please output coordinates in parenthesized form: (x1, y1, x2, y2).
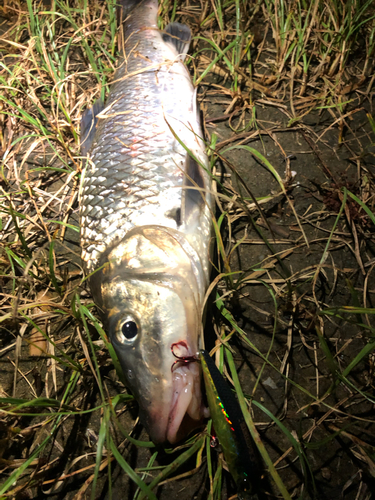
(165, 349, 202, 444)
(133, 347, 203, 445)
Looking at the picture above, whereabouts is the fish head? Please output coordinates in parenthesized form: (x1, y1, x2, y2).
(90, 226, 206, 444)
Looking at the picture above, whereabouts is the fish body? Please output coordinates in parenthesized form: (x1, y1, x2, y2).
(199, 350, 259, 499)
(79, 0, 213, 444)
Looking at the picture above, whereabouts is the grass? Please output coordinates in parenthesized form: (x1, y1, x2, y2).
(1, 0, 375, 499)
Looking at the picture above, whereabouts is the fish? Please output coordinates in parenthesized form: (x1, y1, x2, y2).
(79, 0, 213, 444)
(199, 350, 260, 499)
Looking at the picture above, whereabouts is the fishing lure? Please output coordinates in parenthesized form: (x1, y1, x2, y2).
(199, 349, 260, 500)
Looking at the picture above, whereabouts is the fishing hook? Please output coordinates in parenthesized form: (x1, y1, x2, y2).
(170, 341, 198, 372)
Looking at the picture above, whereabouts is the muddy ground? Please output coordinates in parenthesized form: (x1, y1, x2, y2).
(1, 2, 375, 500)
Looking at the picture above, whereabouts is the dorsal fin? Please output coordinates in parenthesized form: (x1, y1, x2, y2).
(163, 22, 191, 60)
(117, 0, 143, 17)
(181, 154, 206, 225)
(80, 98, 104, 156)
(116, 0, 145, 26)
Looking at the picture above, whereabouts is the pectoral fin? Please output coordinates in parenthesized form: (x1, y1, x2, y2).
(80, 98, 104, 156)
(163, 22, 191, 60)
(181, 155, 206, 225)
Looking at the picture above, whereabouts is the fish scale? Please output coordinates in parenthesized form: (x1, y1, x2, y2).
(79, 0, 213, 444)
(81, 61, 189, 269)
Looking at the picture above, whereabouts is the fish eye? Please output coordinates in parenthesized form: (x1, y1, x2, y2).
(116, 317, 139, 344)
(122, 320, 138, 339)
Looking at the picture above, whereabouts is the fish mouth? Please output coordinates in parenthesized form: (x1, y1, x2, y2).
(167, 360, 202, 443)
(143, 345, 205, 445)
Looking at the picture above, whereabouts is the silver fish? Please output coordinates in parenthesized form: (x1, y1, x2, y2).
(79, 0, 212, 443)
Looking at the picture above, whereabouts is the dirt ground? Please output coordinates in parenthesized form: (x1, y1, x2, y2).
(1, 1, 375, 500)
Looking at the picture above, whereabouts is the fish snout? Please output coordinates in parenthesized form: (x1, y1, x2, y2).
(143, 355, 204, 444)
